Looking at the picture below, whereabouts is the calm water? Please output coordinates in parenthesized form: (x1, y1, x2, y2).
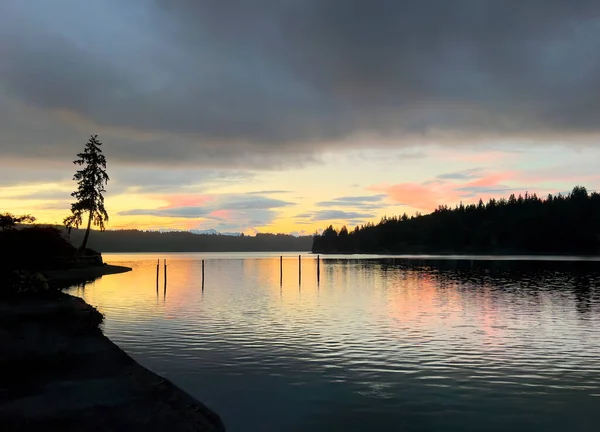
(66, 253, 600, 432)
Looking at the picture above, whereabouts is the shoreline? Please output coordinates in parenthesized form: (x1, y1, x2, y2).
(311, 251, 600, 259)
(0, 292, 225, 431)
(43, 264, 133, 288)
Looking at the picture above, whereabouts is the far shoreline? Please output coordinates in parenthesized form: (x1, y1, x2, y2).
(311, 252, 600, 260)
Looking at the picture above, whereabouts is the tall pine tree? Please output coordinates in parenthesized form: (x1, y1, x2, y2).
(64, 135, 110, 252)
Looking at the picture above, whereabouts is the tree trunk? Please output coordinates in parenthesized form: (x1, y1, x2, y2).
(81, 210, 93, 253)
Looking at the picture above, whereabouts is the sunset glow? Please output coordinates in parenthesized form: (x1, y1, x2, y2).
(2, 1, 600, 235)
(2, 145, 600, 234)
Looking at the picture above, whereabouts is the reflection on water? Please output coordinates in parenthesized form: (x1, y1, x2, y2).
(67, 253, 600, 432)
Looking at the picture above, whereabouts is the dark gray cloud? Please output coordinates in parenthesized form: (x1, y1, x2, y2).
(2, 1, 600, 167)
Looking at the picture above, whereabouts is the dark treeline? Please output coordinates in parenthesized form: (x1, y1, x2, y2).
(68, 229, 313, 253)
(313, 186, 600, 255)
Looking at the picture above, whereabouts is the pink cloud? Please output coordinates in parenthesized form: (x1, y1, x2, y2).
(515, 168, 600, 185)
(208, 209, 234, 220)
(370, 170, 526, 212)
(159, 194, 214, 208)
(461, 171, 516, 188)
(369, 182, 460, 210)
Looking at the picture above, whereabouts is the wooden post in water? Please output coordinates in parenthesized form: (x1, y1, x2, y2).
(164, 259, 167, 288)
(317, 255, 320, 283)
(202, 259, 205, 290)
(156, 259, 159, 289)
(280, 256, 283, 286)
(298, 254, 302, 285)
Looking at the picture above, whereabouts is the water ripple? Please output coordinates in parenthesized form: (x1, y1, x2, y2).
(67, 253, 600, 432)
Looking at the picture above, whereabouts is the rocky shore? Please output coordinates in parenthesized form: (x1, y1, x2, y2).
(0, 292, 225, 431)
(43, 263, 133, 288)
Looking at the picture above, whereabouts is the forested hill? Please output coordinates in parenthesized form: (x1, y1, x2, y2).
(67, 229, 312, 253)
(312, 186, 600, 255)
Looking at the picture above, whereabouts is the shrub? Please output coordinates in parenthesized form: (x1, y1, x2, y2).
(1, 269, 50, 298)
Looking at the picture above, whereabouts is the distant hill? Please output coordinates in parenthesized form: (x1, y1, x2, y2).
(67, 228, 312, 253)
(190, 229, 241, 236)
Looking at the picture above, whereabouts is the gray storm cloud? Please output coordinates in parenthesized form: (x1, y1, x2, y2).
(1, 0, 600, 167)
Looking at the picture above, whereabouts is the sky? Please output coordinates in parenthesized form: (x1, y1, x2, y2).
(1, 0, 600, 235)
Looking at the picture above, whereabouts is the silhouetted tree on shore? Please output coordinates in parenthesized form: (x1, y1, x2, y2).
(0, 213, 36, 231)
(64, 135, 110, 252)
(313, 186, 600, 255)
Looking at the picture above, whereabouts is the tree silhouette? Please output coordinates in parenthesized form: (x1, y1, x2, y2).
(64, 135, 110, 252)
(0, 213, 36, 231)
(313, 186, 600, 255)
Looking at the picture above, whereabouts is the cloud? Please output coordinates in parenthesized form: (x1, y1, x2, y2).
(36, 202, 73, 211)
(217, 196, 294, 210)
(111, 169, 256, 195)
(0, 164, 73, 187)
(371, 168, 575, 211)
(246, 190, 291, 195)
(371, 170, 527, 210)
(316, 194, 386, 209)
(6, 190, 72, 201)
(370, 183, 448, 211)
(305, 210, 375, 222)
(117, 192, 295, 232)
(119, 206, 210, 219)
(2, 1, 600, 167)
(156, 193, 294, 210)
(454, 186, 521, 197)
(436, 168, 483, 180)
(120, 193, 294, 217)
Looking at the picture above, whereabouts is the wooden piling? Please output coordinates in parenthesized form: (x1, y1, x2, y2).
(202, 259, 205, 289)
(280, 256, 283, 285)
(164, 259, 167, 288)
(156, 259, 159, 288)
(317, 255, 320, 283)
(298, 254, 302, 285)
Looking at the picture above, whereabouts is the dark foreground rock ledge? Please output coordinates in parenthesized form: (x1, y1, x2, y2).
(0, 293, 225, 431)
